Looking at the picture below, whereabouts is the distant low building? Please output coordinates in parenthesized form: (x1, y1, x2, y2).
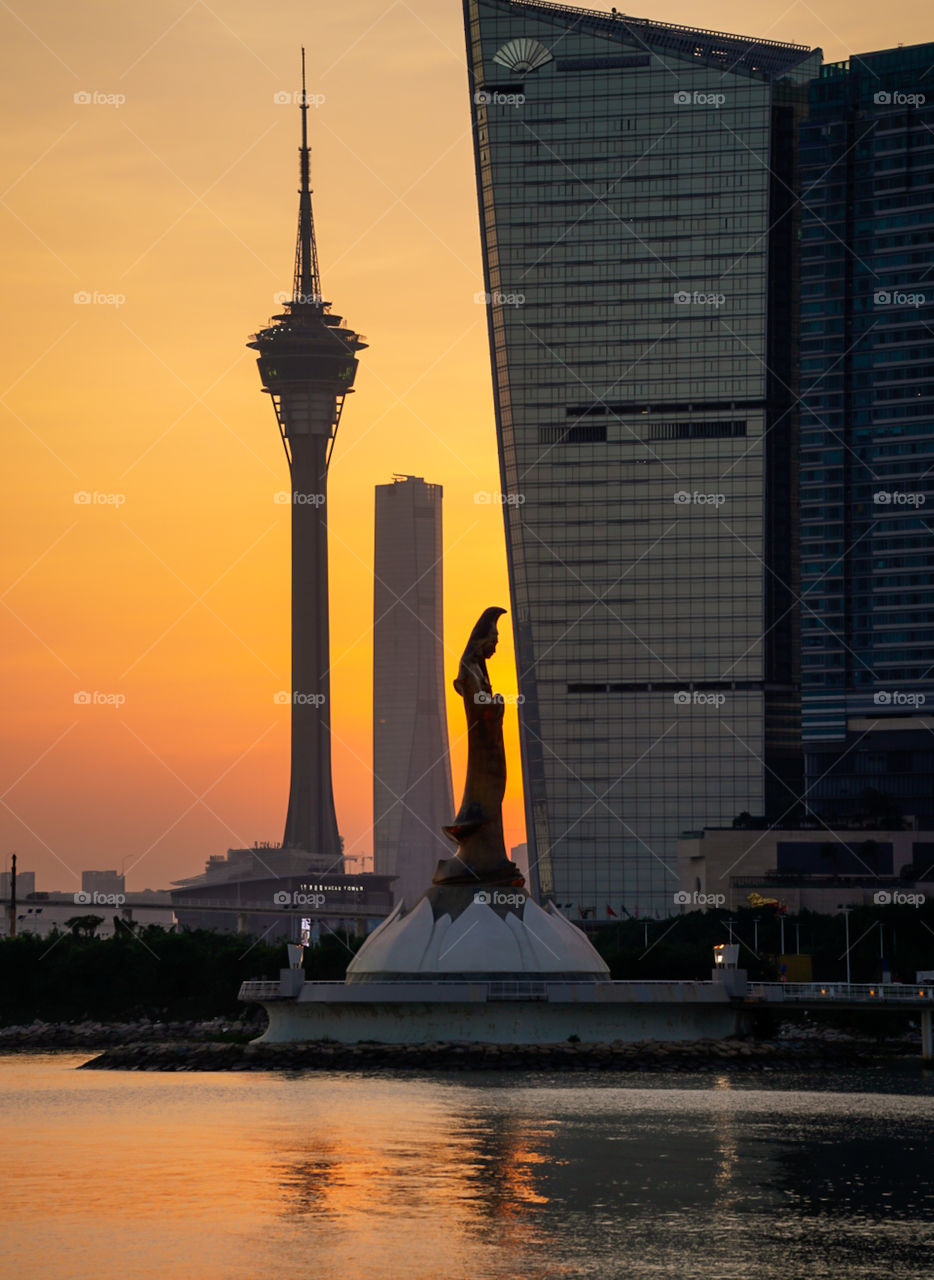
(677, 826, 934, 913)
(0, 888, 173, 939)
(170, 845, 395, 942)
(172, 846, 323, 890)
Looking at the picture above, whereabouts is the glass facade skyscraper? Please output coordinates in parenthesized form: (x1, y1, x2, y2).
(799, 44, 934, 824)
(464, 0, 820, 912)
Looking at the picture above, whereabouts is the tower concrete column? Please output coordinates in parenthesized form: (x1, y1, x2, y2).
(284, 433, 340, 859)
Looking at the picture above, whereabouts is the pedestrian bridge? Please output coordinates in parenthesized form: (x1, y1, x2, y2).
(747, 980, 933, 1006)
(746, 981, 934, 1058)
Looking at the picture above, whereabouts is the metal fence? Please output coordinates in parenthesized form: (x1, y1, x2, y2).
(239, 980, 282, 1000)
(487, 981, 549, 1001)
(749, 981, 933, 1003)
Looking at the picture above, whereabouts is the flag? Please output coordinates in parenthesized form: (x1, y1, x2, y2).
(606, 904, 617, 918)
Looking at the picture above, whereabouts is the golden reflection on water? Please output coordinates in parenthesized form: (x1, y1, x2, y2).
(5, 1055, 934, 1280)
(3, 1057, 569, 1280)
(709, 1075, 741, 1208)
(268, 1093, 560, 1272)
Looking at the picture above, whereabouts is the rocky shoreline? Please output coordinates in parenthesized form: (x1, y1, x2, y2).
(0, 1018, 259, 1049)
(74, 1035, 920, 1073)
(0, 1018, 920, 1072)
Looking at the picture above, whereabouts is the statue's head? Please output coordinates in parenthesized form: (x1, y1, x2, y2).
(453, 607, 508, 699)
(469, 606, 506, 660)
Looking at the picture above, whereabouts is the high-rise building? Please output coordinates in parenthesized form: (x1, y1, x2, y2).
(510, 842, 529, 878)
(248, 52, 366, 866)
(0, 870, 35, 899)
(464, 1, 820, 912)
(81, 870, 125, 897)
(798, 44, 934, 824)
(373, 476, 454, 907)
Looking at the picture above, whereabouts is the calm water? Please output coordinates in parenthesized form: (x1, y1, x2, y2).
(3, 1054, 934, 1279)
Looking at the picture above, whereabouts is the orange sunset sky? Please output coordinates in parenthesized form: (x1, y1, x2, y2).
(2, 0, 930, 892)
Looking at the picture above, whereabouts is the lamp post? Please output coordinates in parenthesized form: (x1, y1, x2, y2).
(753, 914, 761, 954)
(838, 905, 852, 985)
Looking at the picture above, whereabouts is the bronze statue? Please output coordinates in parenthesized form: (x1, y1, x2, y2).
(432, 606, 525, 887)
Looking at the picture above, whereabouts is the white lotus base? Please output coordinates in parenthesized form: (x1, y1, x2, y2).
(345, 892, 610, 980)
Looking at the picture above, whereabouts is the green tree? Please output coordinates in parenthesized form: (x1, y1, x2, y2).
(64, 914, 105, 938)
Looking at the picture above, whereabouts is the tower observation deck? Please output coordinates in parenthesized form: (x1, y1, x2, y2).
(248, 50, 367, 863)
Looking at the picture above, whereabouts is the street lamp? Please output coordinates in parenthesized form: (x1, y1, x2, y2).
(838, 905, 852, 985)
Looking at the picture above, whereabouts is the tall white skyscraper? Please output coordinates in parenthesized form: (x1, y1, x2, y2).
(373, 476, 454, 907)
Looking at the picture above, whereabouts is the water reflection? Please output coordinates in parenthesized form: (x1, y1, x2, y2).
(271, 1096, 562, 1272)
(3, 1057, 934, 1280)
(710, 1075, 742, 1208)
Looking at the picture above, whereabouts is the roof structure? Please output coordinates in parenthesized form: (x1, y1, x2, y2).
(508, 0, 818, 77)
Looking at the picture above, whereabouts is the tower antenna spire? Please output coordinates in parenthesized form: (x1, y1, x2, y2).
(294, 46, 321, 305)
